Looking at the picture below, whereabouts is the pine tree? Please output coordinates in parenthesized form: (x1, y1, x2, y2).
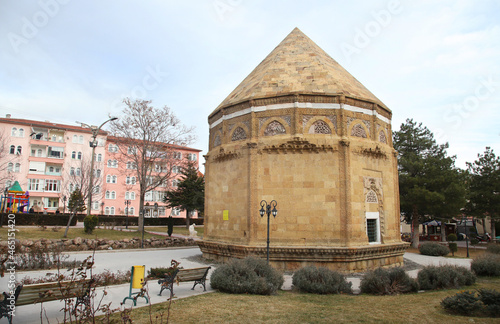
(466, 147, 500, 238)
(163, 163, 204, 228)
(393, 119, 465, 248)
(64, 189, 86, 238)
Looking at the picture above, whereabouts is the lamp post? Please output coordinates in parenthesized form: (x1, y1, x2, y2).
(125, 200, 130, 229)
(259, 200, 278, 264)
(76, 117, 118, 216)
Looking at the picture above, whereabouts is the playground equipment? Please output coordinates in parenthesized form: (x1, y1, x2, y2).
(1, 181, 30, 213)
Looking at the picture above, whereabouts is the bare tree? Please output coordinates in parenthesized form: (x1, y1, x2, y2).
(61, 157, 103, 234)
(109, 98, 195, 234)
(0, 130, 18, 187)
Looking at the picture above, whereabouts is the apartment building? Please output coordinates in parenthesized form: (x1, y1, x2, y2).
(0, 115, 201, 218)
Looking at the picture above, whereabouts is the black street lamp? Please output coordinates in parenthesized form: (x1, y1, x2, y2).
(77, 117, 118, 216)
(125, 200, 131, 229)
(259, 200, 278, 264)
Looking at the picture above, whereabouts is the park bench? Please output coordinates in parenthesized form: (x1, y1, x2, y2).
(158, 266, 211, 296)
(0, 279, 93, 324)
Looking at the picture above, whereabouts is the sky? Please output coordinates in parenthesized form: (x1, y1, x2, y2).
(1, 0, 499, 170)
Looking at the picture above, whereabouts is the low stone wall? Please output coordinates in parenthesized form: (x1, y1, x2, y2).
(14, 236, 197, 252)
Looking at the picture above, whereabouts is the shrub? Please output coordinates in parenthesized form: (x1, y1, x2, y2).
(441, 291, 482, 316)
(417, 265, 476, 290)
(84, 215, 99, 234)
(486, 244, 500, 255)
(448, 243, 458, 256)
(360, 267, 418, 295)
(210, 257, 284, 295)
(471, 253, 500, 277)
(419, 242, 449, 256)
(441, 289, 500, 317)
(447, 233, 457, 242)
(478, 289, 500, 317)
(148, 267, 176, 279)
(292, 266, 352, 294)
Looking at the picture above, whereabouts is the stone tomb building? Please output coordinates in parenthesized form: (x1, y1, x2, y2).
(198, 28, 408, 272)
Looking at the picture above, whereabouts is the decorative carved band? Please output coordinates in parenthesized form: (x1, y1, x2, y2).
(355, 146, 387, 159)
(262, 137, 335, 154)
(212, 148, 241, 163)
(197, 241, 408, 263)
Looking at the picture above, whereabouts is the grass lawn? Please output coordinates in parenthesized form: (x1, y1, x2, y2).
(406, 246, 487, 259)
(0, 226, 167, 241)
(107, 277, 500, 323)
(143, 226, 204, 237)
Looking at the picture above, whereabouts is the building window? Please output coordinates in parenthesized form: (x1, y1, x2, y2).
(70, 167, 75, 176)
(172, 179, 179, 187)
(18, 128, 24, 137)
(45, 179, 60, 192)
(94, 185, 100, 194)
(97, 153, 102, 162)
(110, 206, 115, 215)
(108, 144, 118, 152)
(171, 207, 180, 216)
(129, 207, 135, 215)
(72, 151, 76, 159)
(9, 145, 15, 154)
(72, 135, 78, 143)
(77, 152, 82, 160)
(16, 146, 22, 154)
(76, 168, 81, 176)
(126, 161, 136, 169)
(105, 191, 110, 199)
(107, 160, 118, 168)
(173, 152, 182, 159)
(79, 135, 84, 144)
(105, 207, 110, 214)
(11, 128, 17, 136)
(37, 149, 42, 157)
(95, 169, 102, 178)
(14, 163, 20, 173)
(366, 212, 380, 244)
(187, 153, 197, 161)
(92, 201, 99, 210)
(7, 163, 13, 172)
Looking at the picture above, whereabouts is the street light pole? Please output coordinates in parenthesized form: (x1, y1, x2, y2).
(259, 200, 278, 264)
(77, 117, 117, 216)
(125, 199, 130, 229)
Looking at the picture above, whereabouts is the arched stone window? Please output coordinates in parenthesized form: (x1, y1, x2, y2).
(309, 120, 331, 134)
(379, 130, 387, 143)
(213, 135, 221, 147)
(351, 124, 367, 138)
(366, 190, 378, 203)
(264, 121, 286, 136)
(231, 127, 247, 141)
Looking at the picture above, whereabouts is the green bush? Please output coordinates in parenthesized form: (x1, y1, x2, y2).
(419, 242, 449, 256)
(447, 233, 457, 242)
(478, 289, 500, 317)
(441, 291, 482, 316)
(471, 253, 500, 277)
(417, 265, 476, 290)
(486, 244, 500, 255)
(210, 257, 283, 295)
(441, 289, 500, 317)
(448, 242, 458, 256)
(360, 267, 418, 295)
(83, 215, 99, 234)
(148, 267, 175, 279)
(292, 266, 352, 294)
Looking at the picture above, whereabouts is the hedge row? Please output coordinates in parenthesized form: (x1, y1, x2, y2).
(0, 213, 203, 227)
(0, 213, 78, 226)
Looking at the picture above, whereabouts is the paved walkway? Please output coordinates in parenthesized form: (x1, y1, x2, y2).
(2, 248, 473, 323)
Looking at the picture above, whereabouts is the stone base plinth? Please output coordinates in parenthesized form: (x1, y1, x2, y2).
(197, 241, 410, 273)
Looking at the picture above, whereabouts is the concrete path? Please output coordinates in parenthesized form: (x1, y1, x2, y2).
(2, 249, 473, 323)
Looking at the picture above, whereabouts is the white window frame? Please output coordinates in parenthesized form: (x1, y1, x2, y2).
(366, 212, 381, 244)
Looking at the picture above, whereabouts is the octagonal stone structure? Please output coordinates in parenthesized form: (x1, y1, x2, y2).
(198, 28, 408, 272)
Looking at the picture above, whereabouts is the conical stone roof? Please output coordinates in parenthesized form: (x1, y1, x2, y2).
(213, 27, 388, 115)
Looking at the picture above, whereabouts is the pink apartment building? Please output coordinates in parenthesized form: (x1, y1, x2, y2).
(0, 115, 201, 218)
